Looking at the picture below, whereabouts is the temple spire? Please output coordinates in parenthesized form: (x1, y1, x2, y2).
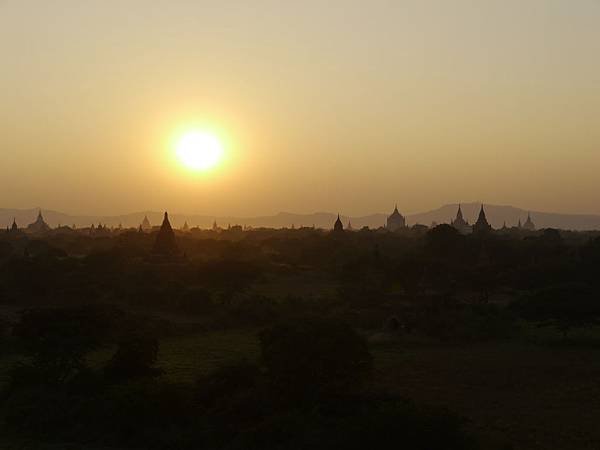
(333, 213, 344, 232)
(473, 204, 492, 234)
(152, 211, 179, 256)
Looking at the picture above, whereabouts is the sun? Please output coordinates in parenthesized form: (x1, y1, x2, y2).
(176, 131, 223, 171)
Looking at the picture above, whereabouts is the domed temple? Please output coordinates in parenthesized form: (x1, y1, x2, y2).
(386, 205, 406, 231)
(522, 213, 535, 231)
(26, 210, 51, 234)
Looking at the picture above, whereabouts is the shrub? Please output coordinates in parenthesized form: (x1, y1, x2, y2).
(104, 335, 163, 381)
(511, 283, 600, 338)
(12, 306, 111, 383)
(259, 317, 372, 401)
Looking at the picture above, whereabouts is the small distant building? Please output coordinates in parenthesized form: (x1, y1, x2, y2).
(140, 215, 152, 232)
(182, 221, 190, 232)
(451, 204, 471, 235)
(386, 205, 406, 231)
(212, 220, 219, 231)
(347, 221, 353, 231)
(26, 210, 51, 234)
(522, 213, 536, 231)
(93, 223, 112, 236)
(333, 214, 344, 233)
(472, 204, 492, 234)
(10, 218, 18, 233)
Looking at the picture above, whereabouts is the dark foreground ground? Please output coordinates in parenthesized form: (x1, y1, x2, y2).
(2, 322, 599, 450)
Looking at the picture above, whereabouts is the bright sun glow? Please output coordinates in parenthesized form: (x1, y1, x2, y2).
(176, 131, 223, 171)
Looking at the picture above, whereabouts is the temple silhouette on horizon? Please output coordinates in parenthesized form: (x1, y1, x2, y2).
(331, 203, 536, 234)
(2, 204, 540, 235)
(152, 212, 179, 256)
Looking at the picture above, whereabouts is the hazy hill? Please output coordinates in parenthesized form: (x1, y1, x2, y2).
(2, 203, 600, 231)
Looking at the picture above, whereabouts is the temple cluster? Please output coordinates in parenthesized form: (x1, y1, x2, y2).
(333, 204, 536, 234)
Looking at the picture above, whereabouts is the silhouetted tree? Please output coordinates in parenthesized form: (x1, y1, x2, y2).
(512, 283, 600, 338)
(259, 317, 372, 402)
(426, 224, 464, 257)
(104, 334, 163, 381)
(12, 307, 110, 383)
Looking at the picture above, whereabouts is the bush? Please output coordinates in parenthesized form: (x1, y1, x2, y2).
(104, 335, 163, 382)
(417, 302, 516, 342)
(511, 283, 600, 338)
(259, 317, 372, 401)
(178, 287, 216, 314)
(12, 306, 111, 383)
(196, 359, 262, 406)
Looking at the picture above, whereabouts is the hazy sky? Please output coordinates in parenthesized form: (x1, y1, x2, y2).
(1, 0, 599, 216)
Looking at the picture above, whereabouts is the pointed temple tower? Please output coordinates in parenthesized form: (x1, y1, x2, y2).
(473, 204, 492, 234)
(26, 210, 51, 234)
(386, 205, 406, 231)
(152, 212, 179, 256)
(333, 214, 344, 232)
(451, 204, 471, 234)
(140, 215, 152, 232)
(523, 212, 536, 231)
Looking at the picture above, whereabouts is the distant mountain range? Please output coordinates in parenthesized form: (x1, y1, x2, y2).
(2, 203, 600, 231)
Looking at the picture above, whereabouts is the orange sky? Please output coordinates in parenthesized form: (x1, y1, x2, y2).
(1, 1, 599, 216)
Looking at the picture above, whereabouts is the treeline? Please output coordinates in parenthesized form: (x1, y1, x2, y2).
(2, 225, 600, 338)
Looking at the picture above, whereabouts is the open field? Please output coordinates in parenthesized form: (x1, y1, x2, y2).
(3, 323, 600, 450)
(155, 326, 600, 450)
(373, 339, 600, 450)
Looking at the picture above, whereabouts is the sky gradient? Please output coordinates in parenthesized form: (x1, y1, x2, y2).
(1, 0, 599, 216)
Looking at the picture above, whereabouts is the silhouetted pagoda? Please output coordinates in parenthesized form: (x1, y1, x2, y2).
(451, 204, 471, 235)
(152, 212, 179, 256)
(182, 221, 190, 232)
(386, 205, 406, 231)
(26, 210, 51, 234)
(523, 212, 535, 231)
(141, 215, 152, 232)
(10, 218, 18, 233)
(333, 214, 344, 232)
(473, 205, 492, 234)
